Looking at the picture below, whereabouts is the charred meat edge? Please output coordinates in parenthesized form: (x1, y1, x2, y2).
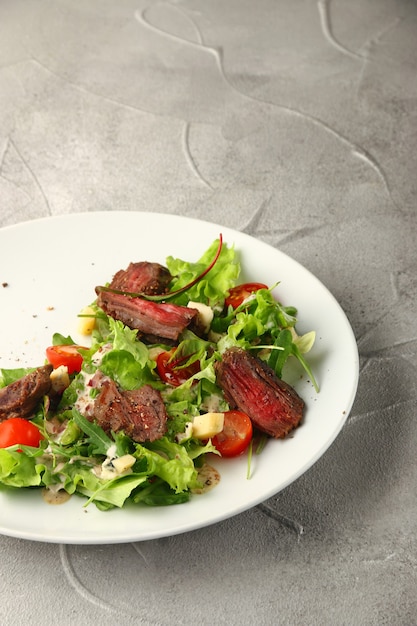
(96, 260, 205, 343)
(108, 261, 172, 295)
(0, 364, 53, 421)
(92, 376, 167, 443)
(215, 347, 304, 438)
(96, 290, 199, 343)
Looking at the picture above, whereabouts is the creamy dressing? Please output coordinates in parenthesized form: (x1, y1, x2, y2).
(91, 343, 112, 366)
(42, 487, 71, 505)
(73, 344, 112, 416)
(191, 464, 221, 494)
(200, 393, 223, 413)
(176, 421, 193, 443)
(73, 375, 95, 417)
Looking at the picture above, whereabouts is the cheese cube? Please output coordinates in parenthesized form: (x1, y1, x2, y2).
(50, 365, 70, 394)
(111, 454, 136, 474)
(78, 306, 96, 335)
(192, 412, 224, 439)
(187, 301, 214, 333)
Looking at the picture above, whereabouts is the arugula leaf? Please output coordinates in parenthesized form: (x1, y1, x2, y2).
(72, 409, 112, 456)
(268, 329, 294, 378)
(0, 235, 319, 509)
(51, 333, 77, 346)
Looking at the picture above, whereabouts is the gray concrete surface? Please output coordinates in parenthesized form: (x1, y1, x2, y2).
(0, 0, 416, 624)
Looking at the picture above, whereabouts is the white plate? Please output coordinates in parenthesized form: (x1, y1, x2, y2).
(0, 212, 358, 544)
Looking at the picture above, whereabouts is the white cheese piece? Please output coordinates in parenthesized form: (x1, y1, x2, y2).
(100, 462, 118, 481)
(192, 412, 224, 439)
(99, 452, 136, 480)
(111, 454, 136, 474)
(107, 444, 117, 459)
(187, 301, 214, 333)
(49, 365, 70, 394)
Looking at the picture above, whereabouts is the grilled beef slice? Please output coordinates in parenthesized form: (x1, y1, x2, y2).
(93, 378, 167, 442)
(109, 262, 172, 295)
(96, 289, 198, 343)
(0, 364, 53, 421)
(215, 347, 304, 438)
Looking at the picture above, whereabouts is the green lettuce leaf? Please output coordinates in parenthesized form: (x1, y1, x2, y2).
(0, 447, 44, 488)
(134, 437, 200, 493)
(0, 368, 35, 388)
(166, 239, 240, 308)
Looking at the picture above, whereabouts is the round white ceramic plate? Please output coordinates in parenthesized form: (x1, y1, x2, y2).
(0, 212, 359, 544)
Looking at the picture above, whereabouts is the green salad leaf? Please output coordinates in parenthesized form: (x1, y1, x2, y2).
(0, 446, 44, 488)
(0, 368, 35, 388)
(0, 236, 318, 511)
(166, 238, 240, 308)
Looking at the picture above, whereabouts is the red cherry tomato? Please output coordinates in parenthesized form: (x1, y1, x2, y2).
(46, 345, 86, 374)
(225, 283, 268, 308)
(156, 349, 200, 387)
(0, 417, 44, 449)
(212, 410, 253, 457)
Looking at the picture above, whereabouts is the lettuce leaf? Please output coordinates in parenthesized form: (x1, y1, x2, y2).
(0, 235, 318, 511)
(88, 318, 154, 390)
(134, 437, 200, 493)
(166, 238, 240, 308)
(0, 368, 35, 388)
(0, 447, 44, 488)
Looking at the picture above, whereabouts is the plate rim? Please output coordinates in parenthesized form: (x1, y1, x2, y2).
(0, 211, 359, 543)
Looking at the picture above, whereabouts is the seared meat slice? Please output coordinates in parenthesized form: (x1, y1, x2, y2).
(96, 289, 198, 343)
(109, 262, 172, 295)
(0, 364, 53, 421)
(93, 378, 167, 442)
(215, 347, 304, 438)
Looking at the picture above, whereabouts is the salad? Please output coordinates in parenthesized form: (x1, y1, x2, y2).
(0, 237, 317, 511)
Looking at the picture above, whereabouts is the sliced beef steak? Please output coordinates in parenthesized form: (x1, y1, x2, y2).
(96, 289, 198, 343)
(0, 364, 53, 421)
(215, 347, 304, 438)
(93, 378, 167, 442)
(109, 262, 172, 295)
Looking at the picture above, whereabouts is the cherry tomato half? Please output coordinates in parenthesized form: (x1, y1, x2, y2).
(46, 345, 86, 375)
(0, 417, 44, 449)
(225, 282, 268, 309)
(212, 410, 253, 457)
(156, 349, 200, 387)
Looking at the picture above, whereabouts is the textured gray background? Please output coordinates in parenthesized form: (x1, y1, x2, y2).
(0, 0, 416, 624)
